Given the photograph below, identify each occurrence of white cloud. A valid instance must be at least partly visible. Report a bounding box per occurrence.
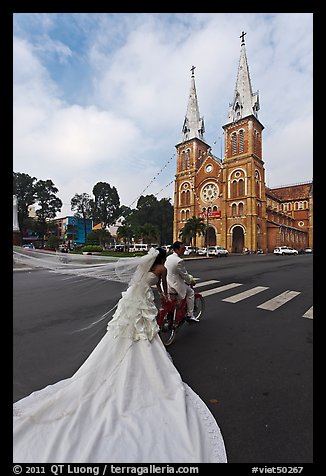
[13,13,313,218]
[264,114,313,187]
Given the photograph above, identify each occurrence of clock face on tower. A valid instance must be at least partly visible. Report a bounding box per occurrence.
[201,183,218,203]
[205,164,213,173]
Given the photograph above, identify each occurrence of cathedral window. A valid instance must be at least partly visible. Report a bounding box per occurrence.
[254,130,261,155]
[186,190,190,205]
[231,203,237,216]
[187,149,191,168]
[239,202,244,215]
[181,151,186,170]
[238,179,244,196]
[235,102,241,120]
[231,132,237,155]
[256,180,260,197]
[239,129,244,153]
[232,180,237,198]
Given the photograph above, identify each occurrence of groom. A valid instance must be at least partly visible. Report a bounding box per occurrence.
[165,241,199,322]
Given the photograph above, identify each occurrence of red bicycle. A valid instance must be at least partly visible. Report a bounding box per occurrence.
[156,288,205,346]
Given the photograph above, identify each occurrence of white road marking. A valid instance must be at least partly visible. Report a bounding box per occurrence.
[153,280,220,290]
[222,286,269,303]
[302,306,313,319]
[257,290,301,311]
[201,283,242,297]
[194,280,220,287]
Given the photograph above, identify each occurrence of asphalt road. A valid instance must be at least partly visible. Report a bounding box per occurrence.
[13,253,313,464]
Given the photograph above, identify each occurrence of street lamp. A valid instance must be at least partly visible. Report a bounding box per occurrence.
[206,201,214,257]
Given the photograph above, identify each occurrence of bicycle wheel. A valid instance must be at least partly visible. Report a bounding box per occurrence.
[159,312,177,347]
[193,294,205,321]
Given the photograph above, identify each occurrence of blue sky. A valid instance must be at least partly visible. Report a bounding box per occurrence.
[13,13,313,218]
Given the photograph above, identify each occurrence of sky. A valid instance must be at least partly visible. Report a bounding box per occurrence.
[13,12,313,218]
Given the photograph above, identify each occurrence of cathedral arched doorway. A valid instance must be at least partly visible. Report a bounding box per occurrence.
[206,226,216,247]
[231,225,245,253]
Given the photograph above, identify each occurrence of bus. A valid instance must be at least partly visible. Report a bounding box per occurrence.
[128,243,158,253]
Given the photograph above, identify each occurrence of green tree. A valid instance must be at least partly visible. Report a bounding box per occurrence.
[47,234,60,250]
[116,224,134,250]
[34,179,62,247]
[86,229,111,248]
[179,216,206,247]
[126,195,173,245]
[92,182,120,229]
[117,205,132,220]
[71,193,94,245]
[139,223,160,245]
[158,198,174,245]
[13,172,37,228]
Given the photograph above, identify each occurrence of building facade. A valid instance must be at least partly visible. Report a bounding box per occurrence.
[51,216,93,245]
[173,36,313,253]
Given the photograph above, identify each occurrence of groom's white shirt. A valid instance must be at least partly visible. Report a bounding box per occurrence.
[165,252,193,299]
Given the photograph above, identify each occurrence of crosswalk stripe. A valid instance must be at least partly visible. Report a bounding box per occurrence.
[222,286,269,303]
[201,283,242,297]
[302,306,313,319]
[195,280,220,288]
[257,290,301,311]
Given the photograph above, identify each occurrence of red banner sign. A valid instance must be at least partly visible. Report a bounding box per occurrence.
[208,211,221,218]
[199,210,221,219]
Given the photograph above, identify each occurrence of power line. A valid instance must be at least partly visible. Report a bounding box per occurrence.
[61,154,176,225]
[127,154,175,208]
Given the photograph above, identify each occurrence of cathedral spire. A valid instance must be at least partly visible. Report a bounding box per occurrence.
[181,66,205,142]
[226,32,260,123]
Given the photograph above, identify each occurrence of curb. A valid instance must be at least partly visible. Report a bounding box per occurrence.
[13,267,34,272]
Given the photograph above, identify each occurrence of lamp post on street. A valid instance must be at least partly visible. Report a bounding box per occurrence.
[206,201,214,257]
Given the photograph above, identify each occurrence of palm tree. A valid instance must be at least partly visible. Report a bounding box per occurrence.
[179,216,206,248]
[117,224,134,250]
[139,223,160,245]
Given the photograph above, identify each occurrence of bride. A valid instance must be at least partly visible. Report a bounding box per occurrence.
[13,247,227,463]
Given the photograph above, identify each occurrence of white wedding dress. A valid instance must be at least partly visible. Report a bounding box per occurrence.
[13,271,227,463]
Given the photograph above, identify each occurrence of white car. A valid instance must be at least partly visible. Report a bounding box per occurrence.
[161,245,172,253]
[197,247,207,256]
[273,246,298,256]
[22,244,35,250]
[183,246,197,256]
[207,246,229,257]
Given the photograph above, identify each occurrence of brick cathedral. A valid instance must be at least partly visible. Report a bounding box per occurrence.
[173,34,313,253]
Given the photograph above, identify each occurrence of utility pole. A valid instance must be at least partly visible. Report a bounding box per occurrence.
[206,201,213,257]
[206,210,209,257]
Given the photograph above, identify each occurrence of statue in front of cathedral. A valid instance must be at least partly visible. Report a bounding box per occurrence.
[13,195,20,231]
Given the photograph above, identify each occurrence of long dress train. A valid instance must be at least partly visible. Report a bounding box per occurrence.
[13,272,227,463]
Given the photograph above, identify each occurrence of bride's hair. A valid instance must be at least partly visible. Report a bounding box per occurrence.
[152,247,167,266]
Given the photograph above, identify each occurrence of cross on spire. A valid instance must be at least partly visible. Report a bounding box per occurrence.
[240,31,246,45]
[190,65,196,77]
